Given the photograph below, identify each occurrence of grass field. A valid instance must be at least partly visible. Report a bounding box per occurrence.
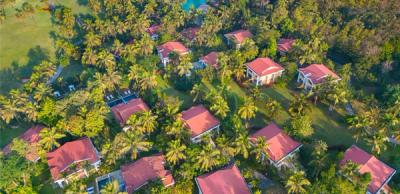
[0,0,88,94]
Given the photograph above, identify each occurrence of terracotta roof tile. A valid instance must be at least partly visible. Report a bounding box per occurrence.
[250,123,302,162]
[196,164,250,194]
[299,64,340,84]
[225,30,253,44]
[341,145,396,194]
[111,98,149,127]
[46,138,99,180]
[181,27,200,41]
[278,38,295,52]
[246,57,284,76]
[157,41,189,58]
[181,105,220,138]
[200,52,219,68]
[121,153,174,193]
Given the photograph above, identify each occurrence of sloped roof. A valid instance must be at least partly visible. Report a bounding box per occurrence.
[245,57,284,76]
[224,30,253,44]
[200,52,219,68]
[181,27,200,41]
[181,105,220,138]
[196,164,250,194]
[111,98,149,127]
[157,41,189,58]
[299,64,340,84]
[341,145,396,194]
[250,123,302,162]
[2,125,45,161]
[146,25,161,36]
[46,137,99,180]
[278,38,295,52]
[121,153,174,193]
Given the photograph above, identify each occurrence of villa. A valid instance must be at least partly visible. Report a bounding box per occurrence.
[121,153,175,193]
[146,25,161,40]
[250,123,302,168]
[157,41,190,67]
[197,51,219,69]
[277,38,295,54]
[224,29,253,49]
[46,137,101,188]
[181,27,200,42]
[297,64,341,91]
[245,57,285,86]
[181,105,220,143]
[341,145,396,194]
[195,164,251,194]
[111,98,149,131]
[2,125,44,162]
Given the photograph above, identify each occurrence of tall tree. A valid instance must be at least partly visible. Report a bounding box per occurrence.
[285,171,311,194]
[112,130,152,160]
[165,140,187,165]
[38,127,66,151]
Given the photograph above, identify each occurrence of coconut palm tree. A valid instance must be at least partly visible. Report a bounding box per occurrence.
[215,135,236,157]
[166,140,187,165]
[288,93,311,117]
[190,83,205,103]
[0,95,19,123]
[82,48,98,65]
[100,180,123,194]
[265,98,283,119]
[367,131,388,155]
[238,97,258,128]
[341,161,360,179]
[33,83,53,102]
[210,95,230,119]
[140,111,158,134]
[195,144,220,171]
[233,132,252,158]
[251,136,269,164]
[38,127,66,151]
[164,118,185,138]
[139,71,158,91]
[285,171,311,194]
[113,130,152,160]
[85,32,102,48]
[176,55,193,76]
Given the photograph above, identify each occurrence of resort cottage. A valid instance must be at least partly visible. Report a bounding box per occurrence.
[277,38,295,54]
[297,64,341,91]
[181,27,200,42]
[341,145,396,194]
[2,125,44,162]
[121,153,175,193]
[157,41,190,67]
[146,25,161,40]
[245,57,285,86]
[224,29,253,49]
[250,123,302,168]
[46,137,101,188]
[181,105,220,143]
[195,164,251,194]
[197,51,219,69]
[111,98,149,131]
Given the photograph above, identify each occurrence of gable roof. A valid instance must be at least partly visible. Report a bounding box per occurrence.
[181,105,220,138]
[146,25,161,36]
[2,125,45,161]
[196,164,250,194]
[341,145,396,194]
[245,57,284,76]
[46,137,99,180]
[181,27,200,41]
[157,41,189,58]
[278,38,295,52]
[121,153,174,193]
[111,98,149,127]
[250,123,302,163]
[299,64,340,84]
[224,30,253,44]
[200,52,219,68]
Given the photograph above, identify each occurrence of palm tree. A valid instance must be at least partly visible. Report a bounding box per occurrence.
[0,95,19,123]
[139,71,158,91]
[251,136,269,164]
[38,127,66,151]
[139,111,157,134]
[326,83,348,111]
[33,83,53,102]
[190,83,205,103]
[112,130,152,160]
[210,96,230,119]
[85,32,102,48]
[215,135,236,157]
[238,97,258,128]
[139,34,155,55]
[308,140,328,177]
[166,140,187,165]
[82,48,98,65]
[285,171,311,194]
[288,93,311,117]
[100,180,122,194]
[341,161,360,179]
[164,118,185,138]
[176,55,193,76]
[233,132,252,158]
[195,144,220,171]
[265,98,283,119]
[367,131,388,155]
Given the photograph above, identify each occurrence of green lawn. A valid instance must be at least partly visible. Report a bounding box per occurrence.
[0,0,89,94]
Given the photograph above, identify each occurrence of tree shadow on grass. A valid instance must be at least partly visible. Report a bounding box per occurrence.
[0,45,50,94]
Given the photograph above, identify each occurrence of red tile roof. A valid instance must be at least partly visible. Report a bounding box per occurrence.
[341,145,396,194]
[2,125,44,161]
[121,153,174,193]
[299,64,340,84]
[157,41,189,58]
[278,38,295,52]
[181,105,220,138]
[146,25,160,36]
[111,98,149,127]
[200,52,219,68]
[250,123,302,163]
[196,164,250,194]
[225,30,253,44]
[245,57,284,76]
[181,27,200,41]
[46,137,99,180]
